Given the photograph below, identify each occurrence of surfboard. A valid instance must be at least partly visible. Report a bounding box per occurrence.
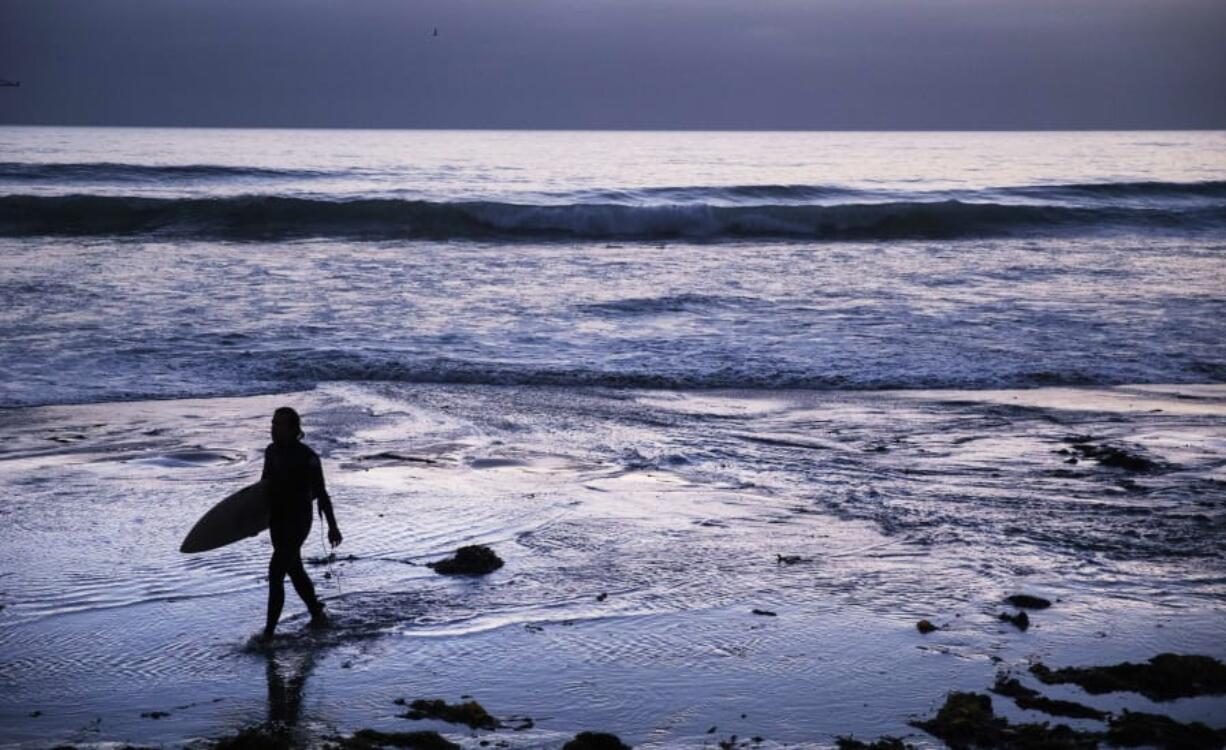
[180,482,270,553]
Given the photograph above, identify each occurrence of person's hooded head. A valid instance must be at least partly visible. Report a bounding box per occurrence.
[271,406,304,447]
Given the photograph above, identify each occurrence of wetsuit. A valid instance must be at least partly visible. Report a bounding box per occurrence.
[260,440,335,631]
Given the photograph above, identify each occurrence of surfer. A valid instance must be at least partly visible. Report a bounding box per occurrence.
[260,407,342,641]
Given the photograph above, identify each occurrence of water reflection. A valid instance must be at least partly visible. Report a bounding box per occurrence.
[264,647,317,733]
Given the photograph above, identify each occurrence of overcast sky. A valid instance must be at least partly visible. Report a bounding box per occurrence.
[1,0,1223,129]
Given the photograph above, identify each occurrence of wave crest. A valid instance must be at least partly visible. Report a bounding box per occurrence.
[2,193,1219,241]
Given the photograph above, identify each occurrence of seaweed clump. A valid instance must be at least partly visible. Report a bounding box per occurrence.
[329,728,459,750]
[1030,653,1226,701]
[1106,710,1226,750]
[213,725,295,750]
[561,731,632,750]
[1066,441,1158,472]
[991,676,1106,720]
[427,546,504,576]
[397,698,499,730]
[910,692,1096,749]
[52,746,157,750]
[835,736,914,749]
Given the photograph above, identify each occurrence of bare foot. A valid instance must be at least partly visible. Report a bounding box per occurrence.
[308,604,329,629]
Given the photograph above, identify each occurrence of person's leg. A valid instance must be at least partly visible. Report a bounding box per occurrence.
[284,545,323,618]
[265,549,290,637]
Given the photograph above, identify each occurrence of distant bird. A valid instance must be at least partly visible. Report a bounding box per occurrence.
[0,80,19,88]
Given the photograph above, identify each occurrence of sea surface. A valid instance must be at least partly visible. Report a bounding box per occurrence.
[1,128,1225,406]
[1,129,1225,748]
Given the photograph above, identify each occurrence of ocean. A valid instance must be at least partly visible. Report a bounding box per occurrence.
[1,128,1224,748]
[1,128,1224,406]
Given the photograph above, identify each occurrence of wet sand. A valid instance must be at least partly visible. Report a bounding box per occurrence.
[1,383,1224,748]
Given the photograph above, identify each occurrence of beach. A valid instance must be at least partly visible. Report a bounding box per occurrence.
[1,383,1224,747]
[1,127,1224,747]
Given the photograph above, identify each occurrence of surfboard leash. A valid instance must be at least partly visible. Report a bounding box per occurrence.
[318,520,343,596]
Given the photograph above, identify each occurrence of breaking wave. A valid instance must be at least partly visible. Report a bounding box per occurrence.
[248,350,1193,393]
[1,193,1221,241]
[1003,179,1226,199]
[568,179,1226,205]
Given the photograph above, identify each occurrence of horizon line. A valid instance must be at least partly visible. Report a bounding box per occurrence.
[1,123,1224,134]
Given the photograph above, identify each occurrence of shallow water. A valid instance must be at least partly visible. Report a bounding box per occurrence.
[3,234,1226,407]
[1,383,1223,747]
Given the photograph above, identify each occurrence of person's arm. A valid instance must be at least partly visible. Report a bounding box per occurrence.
[311,453,343,547]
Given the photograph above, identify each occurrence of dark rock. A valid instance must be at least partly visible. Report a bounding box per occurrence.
[1005,595,1052,610]
[999,611,1030,631]
[913,692,1000,748]
[53,746,158,750]
[751,609,777,617]
[911,692,1098,749]
[1095,447,1156,472]
[561,731,631,750]
[48,434,86,444]
[1030,653,1226,701]
[1068,442,1158,472]
[1106,710,1226,750]
[1063,434,1096,444]
[916,619,938,634]
[427,546,504,576]
[332,728,459,750]
[400,699,499,730]
[836,737,914,750]
[991,676,1106,720]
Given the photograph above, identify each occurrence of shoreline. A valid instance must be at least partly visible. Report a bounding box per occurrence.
[5,379,1226,414]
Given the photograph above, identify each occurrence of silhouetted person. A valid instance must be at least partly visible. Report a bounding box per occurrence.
[260,407,341,640]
